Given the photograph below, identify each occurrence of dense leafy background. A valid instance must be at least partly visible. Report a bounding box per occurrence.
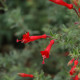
[0,0,80,80]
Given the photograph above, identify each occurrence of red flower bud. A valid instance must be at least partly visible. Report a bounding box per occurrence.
[16,32,49,43]
[74,60,78,66]
[49,0,73,9]
[40,40,54,64]
[69,66,76,75]
[68,58,75,66]
[64,52,69,56]
[74,22,79,24]
[18,73,34,78]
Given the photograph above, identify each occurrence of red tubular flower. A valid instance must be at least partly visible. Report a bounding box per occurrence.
[69,66,76,75]
[74,60,78,66]
[18,73,34,78]
[74,75,79,80]
[49,0,73,9]
[16,32,50,43]
[78,8,80,13]
[40,40,54,64]
[68,58,75,66]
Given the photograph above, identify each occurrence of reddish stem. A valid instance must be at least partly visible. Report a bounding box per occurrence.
[73,8,80,17]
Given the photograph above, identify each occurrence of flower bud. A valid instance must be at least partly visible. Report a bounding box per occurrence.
[67,58,75,66]
[18,73,34,78]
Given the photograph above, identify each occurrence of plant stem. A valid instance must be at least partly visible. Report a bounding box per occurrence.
[73,8,80,17]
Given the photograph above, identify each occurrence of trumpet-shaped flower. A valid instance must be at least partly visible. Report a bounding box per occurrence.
[40,40,54,64]
[16,32,49,43]
[49,0,73,9]
[69,66,76,75]
[74,75,79,80]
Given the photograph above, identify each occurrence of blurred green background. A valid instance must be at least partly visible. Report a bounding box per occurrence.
[0,0,80,80]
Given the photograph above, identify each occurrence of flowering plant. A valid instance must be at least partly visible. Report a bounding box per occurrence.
[0,0,80,80]
[16,0,80,80]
